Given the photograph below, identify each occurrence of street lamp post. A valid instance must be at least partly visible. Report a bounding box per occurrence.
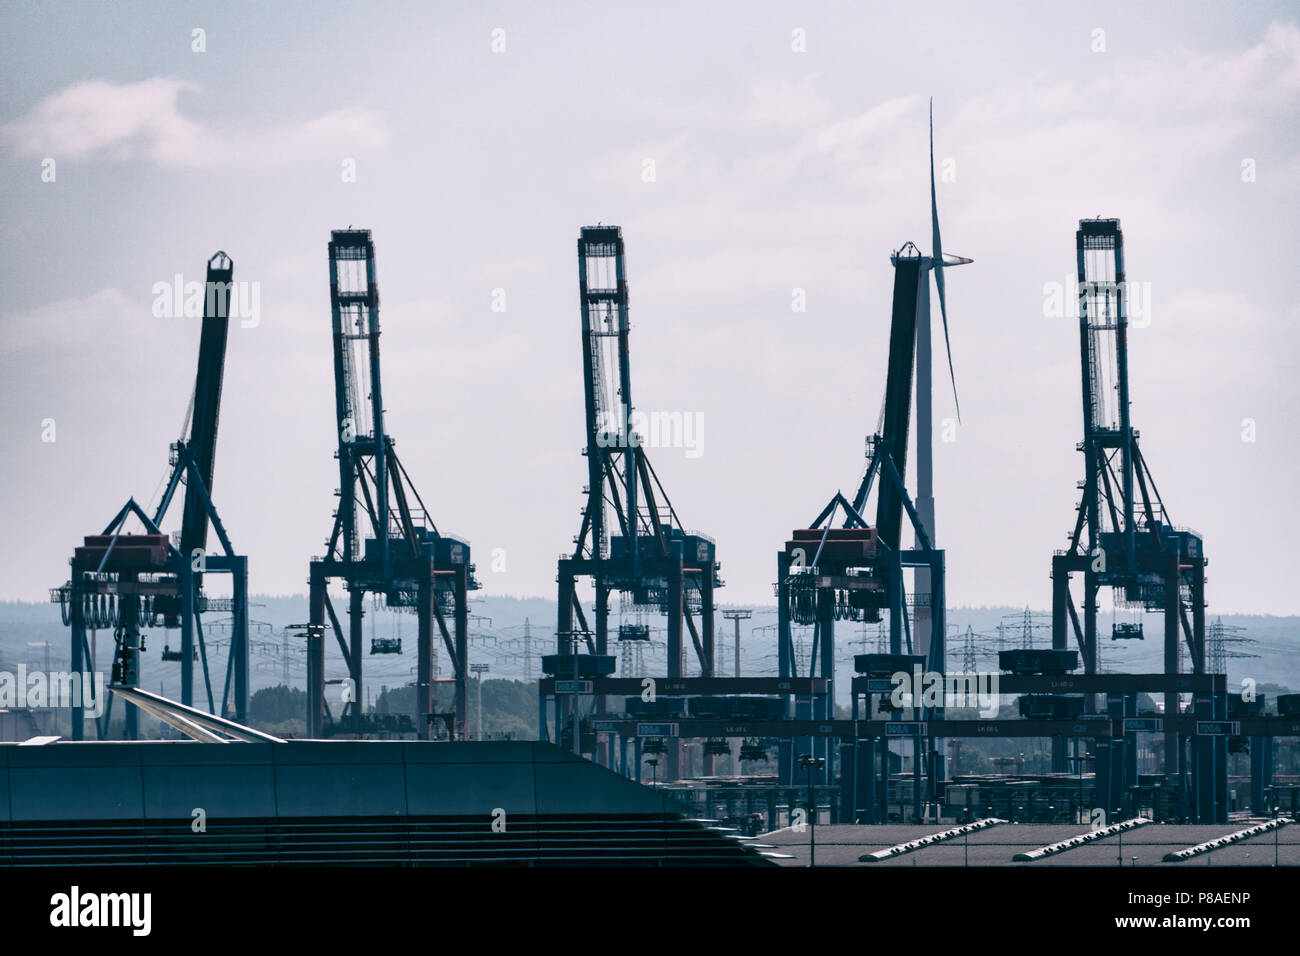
[1273,799,1281,867]
[798,753,825,867]
[555,628,591,755]
[470,662,489,740]
[1082,750,1093,825]
[721,609,752,678]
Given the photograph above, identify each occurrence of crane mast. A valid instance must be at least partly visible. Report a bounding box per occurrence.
[553,225,723,778]
[307,229,479,741]
[1051,218,1213,817]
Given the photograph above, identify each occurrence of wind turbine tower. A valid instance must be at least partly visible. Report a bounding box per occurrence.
[914,99,973,663]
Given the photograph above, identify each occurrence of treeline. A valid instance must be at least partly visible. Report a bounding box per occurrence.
[247,678,538,738]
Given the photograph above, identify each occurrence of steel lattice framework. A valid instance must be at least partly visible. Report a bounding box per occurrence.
[777,104,968,805]
[306,229,479,740]
[52,251,249,739]
[1049,218,1217,819]
[552,225,723,778]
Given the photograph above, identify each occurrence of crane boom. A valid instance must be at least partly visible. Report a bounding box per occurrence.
[179,251,234,569]
[873,247,923,552]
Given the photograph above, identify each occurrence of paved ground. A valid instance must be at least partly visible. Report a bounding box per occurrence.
[760,821,1300,866]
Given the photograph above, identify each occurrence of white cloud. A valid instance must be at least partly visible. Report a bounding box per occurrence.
[3,77,387,167]
[742,74,834,131]
[3,78,204,163]
[587,21,1300,305]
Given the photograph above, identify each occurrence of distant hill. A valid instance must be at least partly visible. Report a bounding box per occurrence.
[4,597,1296,704]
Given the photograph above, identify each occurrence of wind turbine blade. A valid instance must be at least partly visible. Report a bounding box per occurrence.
[930,98,961,422]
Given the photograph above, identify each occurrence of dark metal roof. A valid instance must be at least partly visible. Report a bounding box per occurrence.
[0,740,774,866]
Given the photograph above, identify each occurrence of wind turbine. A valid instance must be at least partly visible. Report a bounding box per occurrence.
[915,97,972,662]
[929,97,973,421]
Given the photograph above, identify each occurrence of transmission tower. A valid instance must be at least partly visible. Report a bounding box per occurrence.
[1207,617,1257,676]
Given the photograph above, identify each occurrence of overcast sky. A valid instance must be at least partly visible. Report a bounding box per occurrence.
[1,1,1297,616]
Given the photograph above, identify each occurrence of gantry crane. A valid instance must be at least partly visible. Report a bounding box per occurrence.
[1050,218,1217,819]
[780,102,969,806]
[52,251,249,739]
[551,225,723,779]
[306,229,479,740]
